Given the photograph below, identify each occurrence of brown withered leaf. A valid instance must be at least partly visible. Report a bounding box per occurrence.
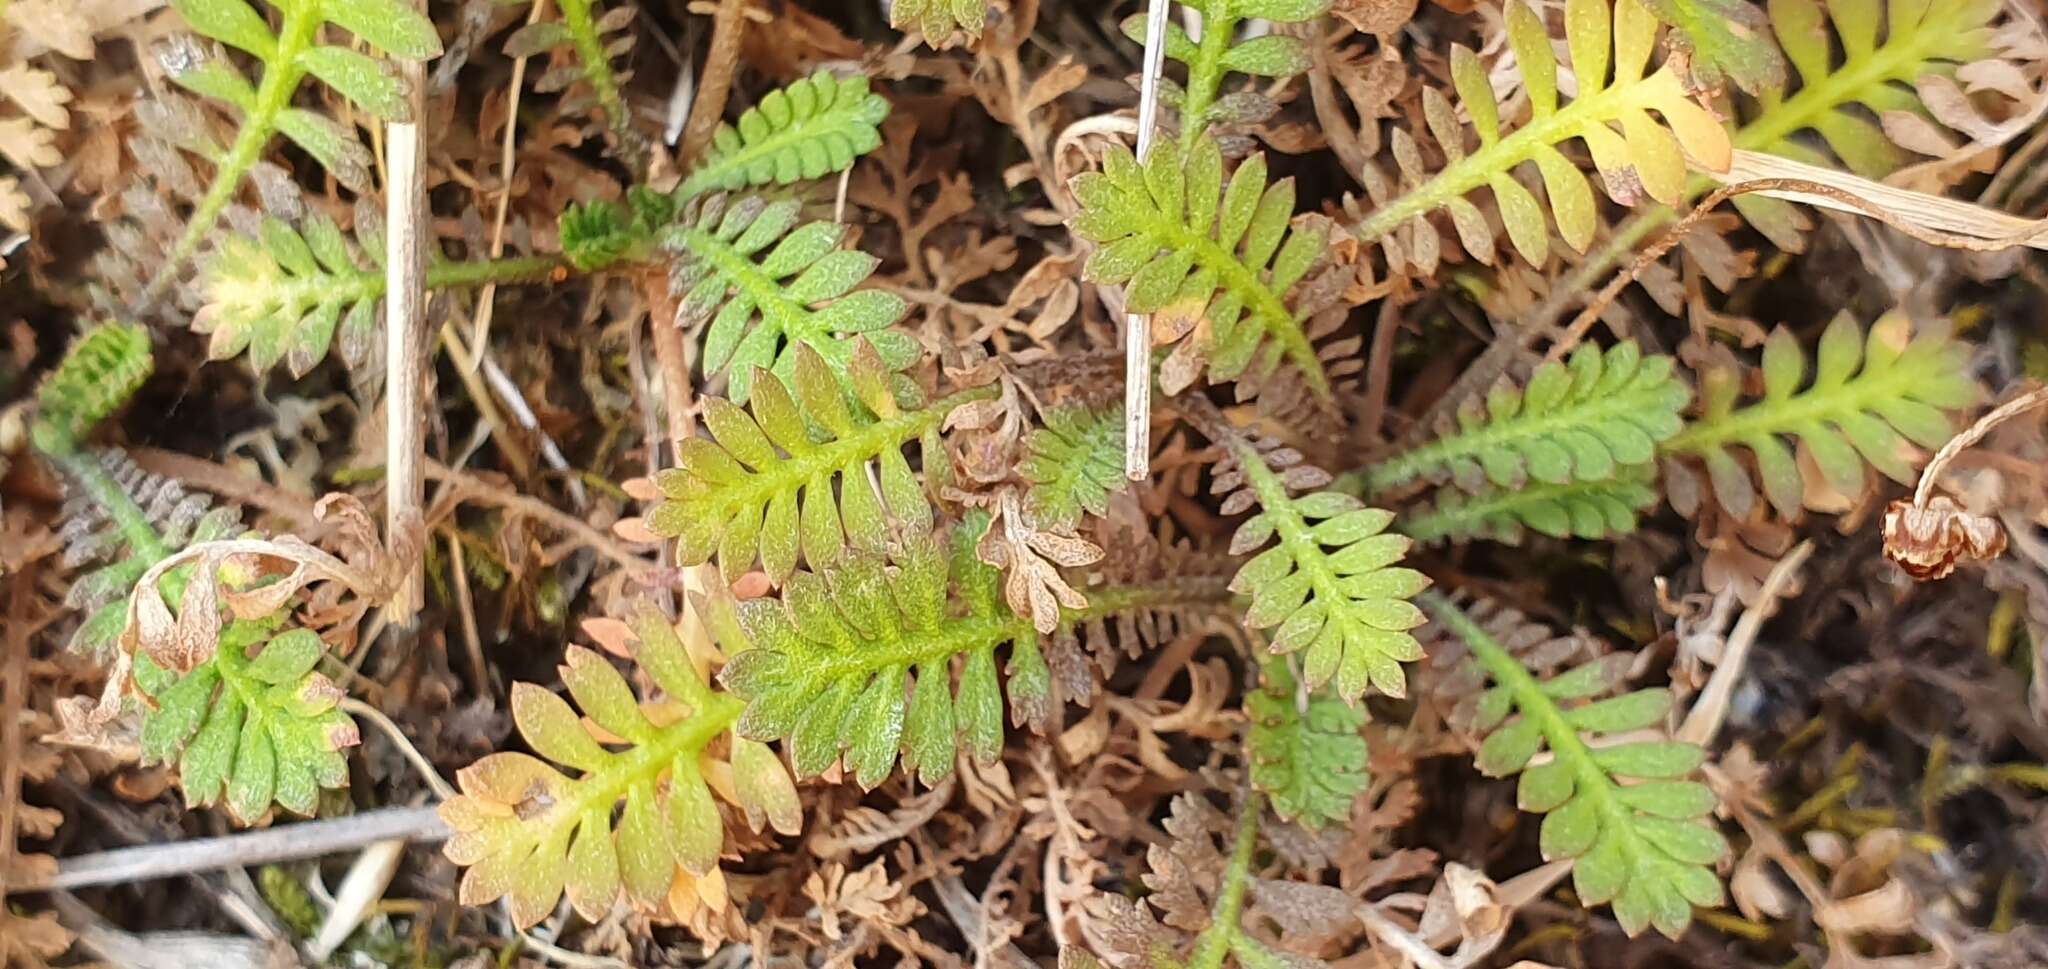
[975,489,1102,633]
[0,909,70,967]
[1331,0,1420,38]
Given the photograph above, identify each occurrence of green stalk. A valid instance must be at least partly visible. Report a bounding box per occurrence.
[1185,790,1265,969]
[793,613,1032,686]
[685,385,998,522]
[248,254,565,320]
[1234,441,1347,615]
[540,692,744,846]
[1067,573,1234,625]
[140,0,323,311]
[1659,364,1917,456]
[1358,389,1650,495]
[41,442,173,564]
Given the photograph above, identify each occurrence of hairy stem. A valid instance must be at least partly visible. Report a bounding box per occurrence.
[42,445,173,563]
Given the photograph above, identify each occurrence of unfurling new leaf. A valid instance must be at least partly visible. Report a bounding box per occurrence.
[33,323,153,452]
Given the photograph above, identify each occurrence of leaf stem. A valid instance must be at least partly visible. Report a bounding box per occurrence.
[557,0,641,170]
[38,442,173,564]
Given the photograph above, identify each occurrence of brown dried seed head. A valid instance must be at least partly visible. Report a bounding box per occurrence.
[1882,496,2006,581]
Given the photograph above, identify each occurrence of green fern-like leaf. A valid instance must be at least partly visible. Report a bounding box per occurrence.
[440,602,799,928]
[1070,134,1336,399]
[664,194,916,405]
[1756,0,1997,179]
[717,522,1049,789]
[643,345,995,586]
[676,72,890,201]
[1400,465,1660,546]
[499,0,644,165]
[1020,403,1129,531]
[1353,0,1732,268]
[1220,440,1430,702]
[1421,593,1727,939]
[1365,342,1689,496]
[33,323,153,452]
[141,0,442,305]
[1551,0,2002,312]
[1118,0,1330,150]
[135,620,359,823]
[1718,0,2001,247]
[1245,658,1368,830]
[198,212,563,374]
[889,0,987,47]
[1661,312,1980,519]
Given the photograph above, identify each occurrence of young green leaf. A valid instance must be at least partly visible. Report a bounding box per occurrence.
[1019,403,1129,531]
[1398,464,1660,546]
[1246,658,1369,829]
[1070,134,1338,400]
[716,526,1047,789]
[1115,0,1329,147]
[677,72,890,201]
[1219,439,1430,702]
[33,323,154,452]
[663,194,916,405]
